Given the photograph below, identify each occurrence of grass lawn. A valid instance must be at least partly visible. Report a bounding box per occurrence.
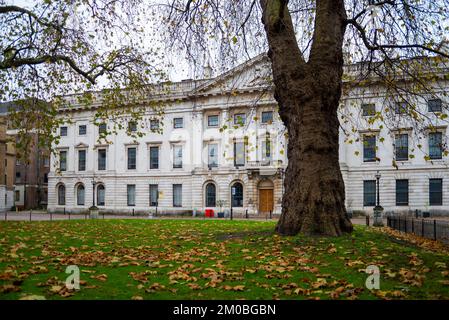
[1,219,449,300]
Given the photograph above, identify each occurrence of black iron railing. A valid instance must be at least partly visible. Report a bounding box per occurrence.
[387,216,449,244]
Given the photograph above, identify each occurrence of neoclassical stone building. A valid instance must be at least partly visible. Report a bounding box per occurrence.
[47,54,449,216]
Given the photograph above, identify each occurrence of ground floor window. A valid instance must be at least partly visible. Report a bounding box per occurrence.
[396,179,409,206]
[58,184,66,205]
[127,184,136,206]
[150,184,158,206]
[77,184,85,206]
[205,183,216,207]
[363,180,376,206]
[429,178,443,206]
[231,182,243,207]
[173,184,182,207]
[97,184,105,206]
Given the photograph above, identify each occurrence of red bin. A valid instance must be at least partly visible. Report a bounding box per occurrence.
[205,209,214,217]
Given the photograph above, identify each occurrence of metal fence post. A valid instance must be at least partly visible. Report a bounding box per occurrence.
[245,209,248,219]
[412,218,414,234]
[4,210,7,221]
[29,210,32,221]
[69,210,71,220]
[132,208,135,216]
[50,211,52,221]
[434,219,437,241]
[230,207,233,221]
[270,210,272,220]
[422,219,424,237]
[366,215,369,226]
[64,207,66,215]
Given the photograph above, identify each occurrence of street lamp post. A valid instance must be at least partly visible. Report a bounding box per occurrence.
[373,170,384,226]
[89,178,99,219]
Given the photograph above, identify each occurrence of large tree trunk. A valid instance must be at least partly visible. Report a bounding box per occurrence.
[261,0,353,236]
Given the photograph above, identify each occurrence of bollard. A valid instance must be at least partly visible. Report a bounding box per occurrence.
[68,210,71,220]
[50,211,52,221]
[64,207,66,215]
[245,209,248,219]
[30,209,32,221]
[5,210,7,221]
[412,219,414,234]
[132,208,135,216]
[366,215,369,226]
[230,208,233,221]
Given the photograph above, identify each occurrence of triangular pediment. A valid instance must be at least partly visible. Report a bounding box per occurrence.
[193,53,272,96]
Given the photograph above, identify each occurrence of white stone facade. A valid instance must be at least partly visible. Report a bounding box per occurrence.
[47,55,449,216]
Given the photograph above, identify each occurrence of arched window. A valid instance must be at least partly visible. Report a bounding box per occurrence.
[77,184,85,206]
[97,184,105,206]
[231,182,243,207]
[205,183,216,207]
[58,184,65,205]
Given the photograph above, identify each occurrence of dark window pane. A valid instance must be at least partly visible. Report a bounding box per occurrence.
[429,132,443,159]
[99,123,107,134]
[428,99,442,112]
[261,111,273,123]
[208,115,219,127]
[78,150,86,171]
[234,142,245,166]
[429,179,443,206]
[79,125,87,135]
[128,121,137,132]
[150,120,159,130]
[97,185,105,206]
[174,118,183,129]
[60,151,67,171]
[363,136,376,162]
[128,148,136,169]
[98,149,106,170]
[363,180,376,206]
[205,183,216,207]
[231,183,243,207]
[127,184,136,206]
[60,126,68,136]
[362,104,376,116]
[173,184,182,207]
[396,179,409,206]
[58,185,66,205]
[150,147,159,169]
[395,134,408,161]
[150,184,158,206]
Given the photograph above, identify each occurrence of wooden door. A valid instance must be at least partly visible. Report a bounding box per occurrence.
[259,189,274,213]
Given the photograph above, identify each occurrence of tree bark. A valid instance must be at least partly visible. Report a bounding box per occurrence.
[260,0,353,236]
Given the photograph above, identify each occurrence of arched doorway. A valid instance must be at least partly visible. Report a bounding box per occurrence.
[258,179,274,213]
[231,182,243,207]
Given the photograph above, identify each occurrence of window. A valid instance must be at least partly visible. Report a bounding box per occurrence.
[173,145,182,168]
[59,150,67,171]
[150,120,159,131]
[205,183,216,207]
[77,184,85,206]
[362,104,376,116]
[14,190,20,202]
[150,184,158,206]
[208,115,219,127]
[174,118,183,129]
[58,184,66,205]
[395,134,408,161]
[234,113,246,125]
[363,180,376,207]
[363,136,376,162]
[79,125,87,135]
[429,132,443,159]
[97,184,105,206]
[150,146,159,169]
[429,179,443,206]
[261,135,271,162]
[127,184,136,206]
[127,147,137,169]
[173,184,182,207]
[208,144,218,167]
[396,180,409,206]
[15,171,21,182]
[261,111,273,124]
[43,157,50,167]
[78,150,86,171]
[428,99,442,112]
[98,149,106,170]
[60,126,68,136]
[99,123,107,134]
[231,182,243,207]
[234,141,245,166]
[128,121,137,132]
[395,102,407,114]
